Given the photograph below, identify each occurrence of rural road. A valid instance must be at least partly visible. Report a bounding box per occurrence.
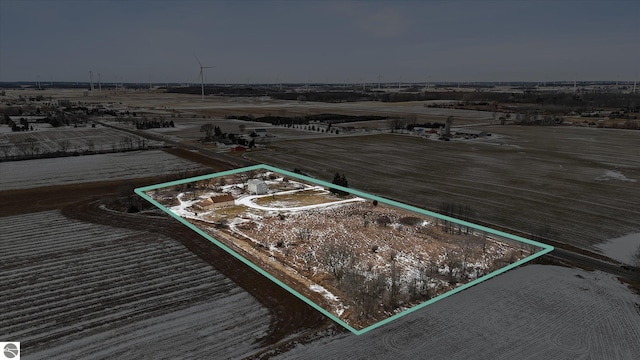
[549,247,637,279]
[95,119,257,168]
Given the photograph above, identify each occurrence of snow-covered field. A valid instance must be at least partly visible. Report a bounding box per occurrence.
[0,150,203,190]
[276,265,640,359]
[3,210,637,358]
[0,210,271,359]
[595,170,637,182]
[246,127,640,251]
[596,233,640,265]
[3,90,639,358]
[0,125,163,157]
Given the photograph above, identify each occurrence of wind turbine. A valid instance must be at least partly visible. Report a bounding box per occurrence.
[195,56,214,100]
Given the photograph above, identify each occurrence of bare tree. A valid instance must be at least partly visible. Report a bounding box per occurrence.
[200,123,214,142]
[443,251,463,284]
[135,136,147,149]
[296,228,312,242]
[58,140,71,154]
[0,145,11,159]
[458,237,476,273]
[319,241,356,281]
[300,250,316,273]
[405,114,417,130]
[389,118,405,131]
[120,136,134,150]
[387,260,402,309]
[24,137,40,156]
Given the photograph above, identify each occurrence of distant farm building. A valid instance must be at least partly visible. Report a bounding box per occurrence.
[412,127,439,135]
[194,193,235,211]
[253,128,267,136]
[451,128,490,137]
[247,179,268,195]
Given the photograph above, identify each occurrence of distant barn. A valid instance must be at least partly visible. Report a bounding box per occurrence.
[247,179,268,195]
[451,128,490,137]
[253,128,267,136]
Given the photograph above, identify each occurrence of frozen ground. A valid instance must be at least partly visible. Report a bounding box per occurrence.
[155,173,541,330]
[0,150,203,190]
[0,125,163,157]
[596,233,640,264]
[246,127,640,250]
[0,210,271,359]
[275,265,640,360]
[595,170,637,182]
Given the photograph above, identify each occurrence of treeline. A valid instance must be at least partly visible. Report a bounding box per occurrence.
[135,119,175,129]
[3,112,88,131]
[406,122,445,130]
[0,135,156,162]
[167,86,269,97]
[165,84,640,109]
[199,123,256,147]
[225,113,387,125]
[421,91,640,110]
[270,91,373,102]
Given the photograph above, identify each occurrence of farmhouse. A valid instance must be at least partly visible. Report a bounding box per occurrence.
[194,193,235,210]
[247,179,268,195]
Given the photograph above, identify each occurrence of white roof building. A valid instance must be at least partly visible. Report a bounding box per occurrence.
[247,179,268,195]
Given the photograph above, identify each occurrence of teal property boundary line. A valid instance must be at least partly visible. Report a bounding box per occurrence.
[135,164,554,335]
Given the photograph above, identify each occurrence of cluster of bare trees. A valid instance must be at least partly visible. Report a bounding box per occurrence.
[0,132,152,161]
[111,136,147,152]
[316,239,443,323]
[314,228,532,325]
[437,202,475,235]
[15,137,41,156]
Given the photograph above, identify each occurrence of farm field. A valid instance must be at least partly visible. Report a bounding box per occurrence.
[0,149,204,190]
[276,265,640,359]
[245,126,640,253]
[137,117,340,144]
[0,210,272,359]
[4,89,496,127]
[1,89,639,358]
[0,125,163,158]
[144,168,546,331]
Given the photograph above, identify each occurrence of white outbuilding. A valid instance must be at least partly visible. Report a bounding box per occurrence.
[247,179,268,195]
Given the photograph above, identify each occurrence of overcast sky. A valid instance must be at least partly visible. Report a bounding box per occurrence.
[1,0,639,84]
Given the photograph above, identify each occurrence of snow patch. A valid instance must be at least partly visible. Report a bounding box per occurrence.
[310,284,346,316]
[595,170,637,182]
[595,233,640,264]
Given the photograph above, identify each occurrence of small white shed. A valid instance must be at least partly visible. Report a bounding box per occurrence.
[247,179,268,195]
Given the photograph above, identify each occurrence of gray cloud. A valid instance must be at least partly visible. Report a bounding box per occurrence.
[1,0,638,83]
